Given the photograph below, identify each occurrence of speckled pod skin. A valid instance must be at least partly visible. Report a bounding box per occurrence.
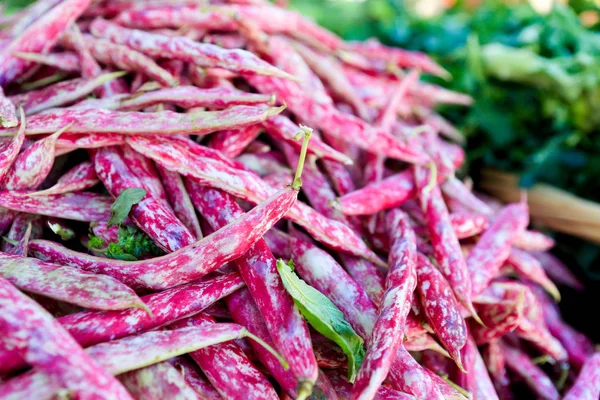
[119,361,200,400]
[0,104,284,136]
[208,125,263,158]
[471,283,525,344]
[506,249,559,300]
[467,202,529,297]
[127,134,383,265]
[187,182,318,388]
[168,357,223,400]
[351,210,417,400]
[0,276,132,400]
[0,272,243,375]
[532,251,584,290]
[0,0,91,85]
[10,51,81,73]
[483,340,513,400]
[0,113,25,181]
[501,342,560,400]
[0,88,17,128]
[563,352,600,400]
[30,161,99,196]
[512,230,555,252]
[170,314,279,400]
[89,18,296,80]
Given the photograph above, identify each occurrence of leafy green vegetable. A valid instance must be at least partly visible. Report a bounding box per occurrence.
[276,259,365,382]
[88,225,164,261]
[108,188,146,226]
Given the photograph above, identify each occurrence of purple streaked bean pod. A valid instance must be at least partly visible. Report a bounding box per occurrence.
[263,115,352,165]
[208,125,263,158]
[0,271,244,376]
[9,72,125,115]
[236,152,291,177]
[2,125,67,190]
[0,104,285,136]
[340,254,385,306]
[120,144,169,204]
[126,134,384,265]
[0,109,25,182]
[156,164,202,239]
[483,340,512,400]
[119,361,201,400]
[11,51,81,73]
[95,146,193,252]
[0,191,113,222]
[442,175,494,215]
[56,132,126,154]
[168,357,223,400]
[186,182,319,390]
[0,0,92,86]
[29,161,99,196]
[4,0,63,37]
[563,352,600,400]
[89,18,297,80]
[351,210,417,400]
[415,252,468,369]
[0,276,132,400]
[532,251,584,290]
[0,87,18,128]
[118,86,274,111]
[25,176,299,289]
[471,283,525,344]
[467,202,529,297]
[0,252,146,311]
[513,230,555,252]
[414,165,478,320]
[501,342,560,400]
[506,248,560,301]
[170,314,279,400]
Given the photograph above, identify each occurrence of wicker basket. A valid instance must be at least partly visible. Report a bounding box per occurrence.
[480,169,600,244]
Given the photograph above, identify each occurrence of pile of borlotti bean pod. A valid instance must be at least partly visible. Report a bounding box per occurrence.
[0,0,598,399]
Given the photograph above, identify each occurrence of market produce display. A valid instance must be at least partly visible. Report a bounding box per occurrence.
[0,0,598,399]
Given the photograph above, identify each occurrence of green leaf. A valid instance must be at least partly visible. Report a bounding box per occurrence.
[48,222,75,241]
[108,188,146,227]
[276,259,365,382]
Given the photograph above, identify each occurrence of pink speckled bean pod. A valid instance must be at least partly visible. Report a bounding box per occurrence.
[0,0,91,86]
[235,152,291,177]
[26,174,299,289]
[415,252,468,369]
[506,249,560,301]
[120,144,169,204]
[344,40,448,78]
[340,254,385,306]
[537,289,594,369]
[0,253,145,311]
[4,0,63,37]
[501,342,560,400]
[3,324,283,400]
[351,210,417,400]
[2,214,40,256]
[29,161,99,196]
[275,229,446,398]
[225,288,302,397]
[119,361,201,400]
[95,146,193,252]
[155,164,202,239]
[414,165,477,320]
[126,135,384,265]
[325,368,416,400]
[467,202,529,297]
[118,86,274,111]
[263,115,352,165]
[0,88,17,128]
[9,72,125,115]
[170,314,279,400]
[203,33,248,49]
[2,125,65,190]
[0,191,113,221]
[208,125,263,158]
[471,283,525,344]
[442,175,493,215]
[62,25,109,93]
[168,357,223,400]
[334,144,464,216]
[462,337,500,400]
[515,288,568,362]
[63,32,179,87]
[449,212,489,239]
[248,73,429,164]
[513,230,555,252]
[483,340,512,400]
[0,277,132,400]
[89,18,296,80]
[0,272,242,376]
[186,182,318,391]
[56,132,126,154]
[0,109,25,181]
[564,352,600,400]
[0,104,285,136]
[11,51,81,73]
[532,251,584,290]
